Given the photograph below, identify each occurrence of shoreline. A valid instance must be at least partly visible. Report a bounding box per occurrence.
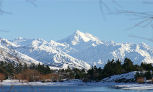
[0,79,153,90]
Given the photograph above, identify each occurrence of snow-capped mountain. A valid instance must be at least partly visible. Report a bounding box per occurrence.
[12,37,90,70]
[0,30,153,69]
[59,30,102,46]
[58,30,153,67]
[0,38,41,65]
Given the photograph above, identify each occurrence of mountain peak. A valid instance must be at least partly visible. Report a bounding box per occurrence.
[75,30,82,34]
[59,30,102,45]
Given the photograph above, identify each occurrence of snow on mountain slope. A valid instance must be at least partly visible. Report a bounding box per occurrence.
[0,30,153,69]
[13,38,90,70]
[58,30,103,51]
[0,38,40,64]
[102,71,136,82]
[67,42,153,67]
[59,31,153,67]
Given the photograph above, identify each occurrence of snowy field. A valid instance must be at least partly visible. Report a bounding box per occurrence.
[0,79,153,90]
[0,79,84,86]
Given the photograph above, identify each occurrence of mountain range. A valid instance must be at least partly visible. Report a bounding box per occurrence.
[0,30,153,70]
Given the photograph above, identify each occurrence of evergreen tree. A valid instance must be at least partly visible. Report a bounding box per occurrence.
[123,58,134,73]
[145,71,152,80]
[141,63,153,71]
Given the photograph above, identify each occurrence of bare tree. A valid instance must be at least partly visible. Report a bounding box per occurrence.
[26,0,37,7]
[0,0,36,15]
[99,0,153,43]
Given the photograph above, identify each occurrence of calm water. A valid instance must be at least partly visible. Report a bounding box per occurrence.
[0,85,152,92]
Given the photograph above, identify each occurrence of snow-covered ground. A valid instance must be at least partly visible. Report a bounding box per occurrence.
[0,79,153,90]
[103,71,136,82]
[114,84,153,90]
[0,79,85,86]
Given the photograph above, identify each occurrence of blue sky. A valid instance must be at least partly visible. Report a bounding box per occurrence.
[0,0,153,45]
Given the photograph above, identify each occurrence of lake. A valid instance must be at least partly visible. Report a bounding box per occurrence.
[0,85,152,92]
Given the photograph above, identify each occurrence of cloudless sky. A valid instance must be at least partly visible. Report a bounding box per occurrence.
[0,0,153,45]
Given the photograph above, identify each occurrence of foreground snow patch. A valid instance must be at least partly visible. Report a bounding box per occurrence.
[1,79,153,90]
[115,84,153,90]
[0,79,84,86]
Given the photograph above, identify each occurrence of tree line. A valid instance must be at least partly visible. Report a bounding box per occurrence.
[85,58,153,82]
[0,61,86,82]
[0,58,153,82]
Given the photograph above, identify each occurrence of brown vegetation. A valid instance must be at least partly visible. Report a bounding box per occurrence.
[136,77,145,83]
[15,69,41,82]
[0,73,5,82]
[41,74,59,82]
[15,69,60,82]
